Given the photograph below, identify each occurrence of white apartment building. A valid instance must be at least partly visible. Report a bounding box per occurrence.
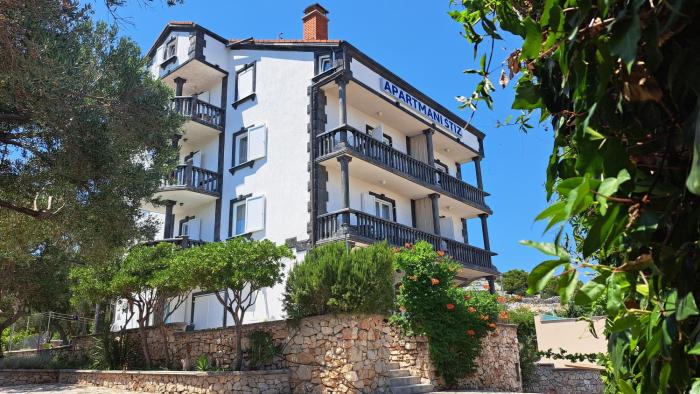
[114,4,498,331]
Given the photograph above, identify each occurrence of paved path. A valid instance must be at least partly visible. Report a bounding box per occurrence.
[0,384,133,393]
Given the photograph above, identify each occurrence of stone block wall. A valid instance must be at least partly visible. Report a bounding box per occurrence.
[0,369,60,386]
[59,369,291,394]
[525,363,604,394]
[71,314,521,393]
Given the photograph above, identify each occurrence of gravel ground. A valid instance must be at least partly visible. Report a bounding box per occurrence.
[0,384,134,393]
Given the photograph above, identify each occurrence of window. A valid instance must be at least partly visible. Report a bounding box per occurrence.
[234,62,256,107]
[163,37,177,60]
[362,192,396,222]
[231,124,266,172]
[318,55,332,73]
[435,160,449,173]
[228,195,266,237]
[375,199,393,221]
[366,125,392,146]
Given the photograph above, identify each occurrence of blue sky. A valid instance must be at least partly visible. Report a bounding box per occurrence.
[92,0,554,274]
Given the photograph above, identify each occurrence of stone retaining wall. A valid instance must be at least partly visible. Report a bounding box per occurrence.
[525,363,604,394]
[59,369,290,394]
[0,369,290,393]
[0,369,59,386]
[69,314,522,393]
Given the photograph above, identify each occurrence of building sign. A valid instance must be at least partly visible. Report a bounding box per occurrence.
[380,78,464,138]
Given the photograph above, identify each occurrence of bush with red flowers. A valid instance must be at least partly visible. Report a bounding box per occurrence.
[391,241,502,386]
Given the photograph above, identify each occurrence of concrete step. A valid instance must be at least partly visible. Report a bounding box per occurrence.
[390,375,422,387]
[388,369,411,378]
[391,383,435,394]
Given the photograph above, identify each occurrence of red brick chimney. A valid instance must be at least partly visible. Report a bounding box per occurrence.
[303,3,329,40]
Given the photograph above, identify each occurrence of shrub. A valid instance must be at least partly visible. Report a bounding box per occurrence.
[194,354,211,371]
[248,331,278,370]
[501,269,529,295]
[391,241,503,387]
[284,242,395,320]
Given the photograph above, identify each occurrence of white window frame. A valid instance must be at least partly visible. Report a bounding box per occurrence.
[318,55,332,73]
[233,62,256,107]
[228,195,266,237]
[375,198,394,221]
[231,124,266,171]
[163,37,177,61]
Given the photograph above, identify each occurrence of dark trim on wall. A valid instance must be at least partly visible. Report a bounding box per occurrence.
[189,290,227,328]
[410,199,417,228]
[455,162,462,180]
[461,218,469,244]
[434,159,449,174]
[213,75,228,242]
[232,61,257,109]
[178,215,195,236]
[194,29,206,61]
[228,194,252,238]
[405,136,412,156]
[147,23,229,60]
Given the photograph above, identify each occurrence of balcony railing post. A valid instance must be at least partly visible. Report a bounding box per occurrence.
[184,161,193,188]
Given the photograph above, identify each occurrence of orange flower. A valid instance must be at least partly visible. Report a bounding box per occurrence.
[497,296,506,304]
[437,250,445,257]
[446,303,455,310]
[408,275,417,281]
[431,278,440,286]
[466,329,476,336]
[468,307,477,313]
[499,311,509,320]
[463,294,471,301]
[404,243,413,249]
[488,322,497,330]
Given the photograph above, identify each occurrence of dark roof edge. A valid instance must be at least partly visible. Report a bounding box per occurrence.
[341,42,486,140]
[145,23,229,59]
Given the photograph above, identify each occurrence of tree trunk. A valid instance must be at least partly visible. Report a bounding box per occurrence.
[158,324,172,368]
[51,320,69,345]
[138,321,152,369]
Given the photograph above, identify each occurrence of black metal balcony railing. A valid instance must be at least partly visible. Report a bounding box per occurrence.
[316,209,494,271]
[162,164,220,195]
[316,125,487,208]
[171,96,224,130]
[142,236,206,249]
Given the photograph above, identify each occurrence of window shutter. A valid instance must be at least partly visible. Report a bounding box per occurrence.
[439,217,455,240]
[187,218,201,240]
[245,195,265,233]
[371,125,384,142]
[237,66,254,98]
[361,193,375,215]
[247,124,267,161]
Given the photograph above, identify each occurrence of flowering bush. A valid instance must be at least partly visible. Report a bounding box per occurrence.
[390,241,502,386]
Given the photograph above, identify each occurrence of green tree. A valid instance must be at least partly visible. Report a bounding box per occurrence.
[501,269,529,295]
[451,0,700,391]
[0,0,180,253]
[283,241,395,320]
[179,238,292,371]
[71,243,186,369]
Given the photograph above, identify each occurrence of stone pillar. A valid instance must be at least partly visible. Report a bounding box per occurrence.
[164,200,176,238]
[338,156,352,225]
[174,77,186,96]
[474,157,484,190]
[479,213,490,251]
[423,129,435,166]
[337,75,349,144]
[461,218,469,244]
[429,193,441,235]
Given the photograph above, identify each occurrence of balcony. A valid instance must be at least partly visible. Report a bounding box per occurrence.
[316,125,489,212]
[142,236,206,249]
[161,164,220,195]
[171,96,224,146]
[316,209,496,276]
